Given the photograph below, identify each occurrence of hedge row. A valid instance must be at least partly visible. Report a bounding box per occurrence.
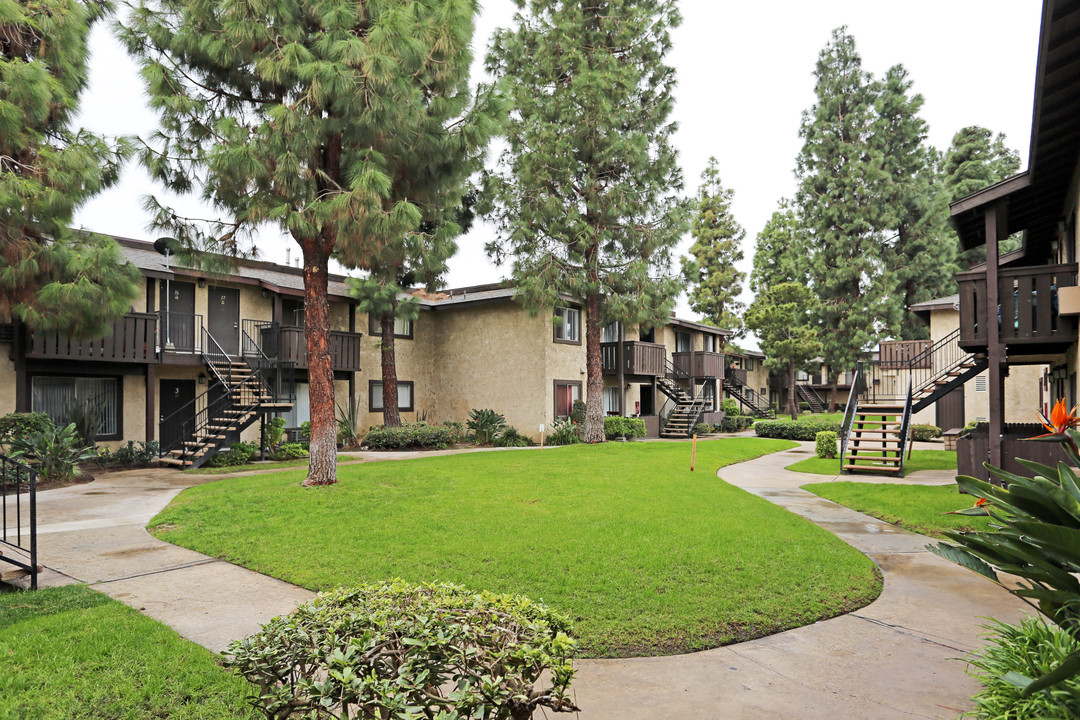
[754,418,842,441]
[364,423,461,450]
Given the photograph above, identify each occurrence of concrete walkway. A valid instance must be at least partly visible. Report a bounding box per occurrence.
[14,444,1031,718]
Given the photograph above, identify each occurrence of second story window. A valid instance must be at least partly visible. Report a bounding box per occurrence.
[703,334,717,352]
[368,315,414,339]
[676,331,692,353]
[745,357,754,370]
[602,322,620,343]
[554,307,581,344]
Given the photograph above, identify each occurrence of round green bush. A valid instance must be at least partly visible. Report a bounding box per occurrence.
[911,424,943,442]
[815,431,838,459]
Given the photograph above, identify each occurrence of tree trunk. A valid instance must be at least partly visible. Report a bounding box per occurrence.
[787,363,798,420]
[300,239,337,486]
[583,291,605,443]
[380,315,400,428]
[828,378,838,413]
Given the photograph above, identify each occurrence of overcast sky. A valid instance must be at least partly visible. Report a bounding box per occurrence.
[73,0,1043,337]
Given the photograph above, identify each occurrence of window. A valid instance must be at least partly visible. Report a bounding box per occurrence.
[603,386,620,414]
[796,370,810,382]
[32,376,119,438]
[703,382,716,411]
[676,331,692,353]
[639,327,655,343]
[369,380,414,412]
[602,322,620,343]
[554,381,582,418]
[282,298,305,327]
[975,375,988,393]
[760,387,767,397]
[703,334,718,353]
[553,307,581,344]
[745,357,755,370]
[368,315,414,338]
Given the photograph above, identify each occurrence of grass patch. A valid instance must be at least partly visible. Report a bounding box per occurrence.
[183,454,358,475]
[801,481,991,538]
[0,585,254,719]
[150,438,882,658]
[786,449,957,477]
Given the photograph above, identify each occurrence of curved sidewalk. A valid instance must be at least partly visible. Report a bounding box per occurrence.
[19,444,1030,719]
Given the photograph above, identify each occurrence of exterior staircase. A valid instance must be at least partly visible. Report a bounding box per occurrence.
[910,354,987,413]
[657,366,708,439]
[723,369,775,418]
[159,330,294,469]
[842,404,908,475]
[795,384,826,413]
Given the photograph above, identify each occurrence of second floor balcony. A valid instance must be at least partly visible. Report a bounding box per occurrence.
[27,313,158,364]
[673,350,724,378]
[247,321,363,372]
[601,341,666,376]
[957,263,1079,354]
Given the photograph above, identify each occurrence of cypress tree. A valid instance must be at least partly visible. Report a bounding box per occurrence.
[0,0,140,336]
[484,0,687,444]
[796,27,888,409]
[122,0,496,485]
[682,158,746,336]
[749,199,812,296]
[744,283,821,420]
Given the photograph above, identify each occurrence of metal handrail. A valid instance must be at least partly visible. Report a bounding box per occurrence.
[839,367,861,468]
[202,328,233,390]
[1,454,38,590]
[897,378,914,475]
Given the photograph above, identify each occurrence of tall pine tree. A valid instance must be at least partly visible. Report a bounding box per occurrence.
[0,0,140,336]
[123,0,496,484]
[874,65,956,340]
[682,158,746,336]
[745,283,821,420]
[749,199,811,295]
[943,126,1022,268]
[484,0,686,444]
[796,27,889,409]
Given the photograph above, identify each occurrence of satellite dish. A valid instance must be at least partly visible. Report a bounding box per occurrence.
[153,237,178,255]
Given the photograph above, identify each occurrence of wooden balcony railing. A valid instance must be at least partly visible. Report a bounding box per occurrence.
[27,313,158,364]
[957,263,1079,350]
[673,350,724,378]
[726,367,748,385]
[600,341,666,376]
[278,326,364,371]
[879,339,932,368]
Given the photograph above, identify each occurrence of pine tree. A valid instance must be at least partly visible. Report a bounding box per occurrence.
[682,158,746,336]
[122,0,496,484]
[484,0,687,444]
[745,283,821,420]
[874,65,956,340]
[796,27,889,409]
[749,199,811,295]
[943,126,1022,268]
[0,0,140,336]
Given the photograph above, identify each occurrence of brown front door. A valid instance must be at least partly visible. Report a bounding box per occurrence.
[160,379,196,451]
[207,286,240,355]
[936,386,965,432]
[160,281,196,352]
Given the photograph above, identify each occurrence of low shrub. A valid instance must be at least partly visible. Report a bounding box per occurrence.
[266,416,287,450]
[271,442,308,460]
[225,580,578,720]
[799,401,810,412]
[910,424,943,442]
[8,423,94,482]
[494,427,535,448]
[755,418,842,441]
[604,416,646,440]
[815,431,838,459]
[721,398,741,417]
[365,422,459,450]
[547,418,582,446]
[0,412,55,450]
[467,408,508,445]
[570,400,587,424]
[206,441,258,468]
[694,423,712,436]
[967,618,1080,720]
[715,416,753,433]
[99,440,160,467]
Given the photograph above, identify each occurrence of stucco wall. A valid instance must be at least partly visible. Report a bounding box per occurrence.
[0,352,15,417]
[355,309,436,429]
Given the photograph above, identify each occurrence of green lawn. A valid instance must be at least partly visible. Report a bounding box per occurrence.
[0,585,255,719]
[786,449,957,477]
[150,438,882,658]
[801,481,991,538]
[183,454,358,475]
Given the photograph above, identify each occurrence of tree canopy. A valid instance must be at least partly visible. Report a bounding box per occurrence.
[745,283,821,420]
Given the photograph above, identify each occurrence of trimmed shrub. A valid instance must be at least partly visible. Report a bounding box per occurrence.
[206,441,257,467]
[721,398,740,417]
[815,431,838,459]
[755,418,842,441]
[716,416,753,433]
[99,440,160,467]
[271,442,308,460]
[694,423,712,436]
[967,618,1080,720]
[494,427,535,448]
[365,422,458,450]
[570,399,587,424]
[604,416,646,440]
[467,408,508,445]
[225,580,578,720]
[911,424,943,442]
[0,412,55,450]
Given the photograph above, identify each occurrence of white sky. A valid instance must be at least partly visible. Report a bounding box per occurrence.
[73,1,1043,341]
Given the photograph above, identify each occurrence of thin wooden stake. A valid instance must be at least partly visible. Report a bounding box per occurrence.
[691,434,697,471]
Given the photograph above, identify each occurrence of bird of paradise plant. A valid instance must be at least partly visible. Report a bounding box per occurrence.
[1030,398,1080,444]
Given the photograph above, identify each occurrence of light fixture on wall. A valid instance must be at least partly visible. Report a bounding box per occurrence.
[262,289,269,298]
[198,373,207,385]
[198,279,206,288]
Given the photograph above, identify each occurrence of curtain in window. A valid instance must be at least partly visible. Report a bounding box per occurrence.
[31,377,118,435]
[603,386,619,414]
[555,383,580,417]
[555,308,580,342]
[601,322,620,343]
[394,317,412,335]
[676,332,691,353]
[372,382,411,410]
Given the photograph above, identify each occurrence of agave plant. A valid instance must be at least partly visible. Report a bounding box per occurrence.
[930,411,1080,697]
[466,409,507,445]
[8,423,95,483]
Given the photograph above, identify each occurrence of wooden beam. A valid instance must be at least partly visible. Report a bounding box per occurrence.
[617,323,626,417]
[949,172,1031,217]
[146,364,156,442]
[986,202,1005,474]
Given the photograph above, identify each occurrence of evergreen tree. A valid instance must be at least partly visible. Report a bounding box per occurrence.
[681,158,746,336]
[123,0,496,485]
[745,283,821,420]
[749,199,811,295]
[943,126,1022,268]
[0,0,140,336]
[874,65,956,340]
[484,0,686,444]
[796,27,888,409]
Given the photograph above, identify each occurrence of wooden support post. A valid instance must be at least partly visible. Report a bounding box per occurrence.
[145,364,156,442]
[616,323,626,417]
[986,201,1005,473]
[690,434,697,471]
[13,322,28,413]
